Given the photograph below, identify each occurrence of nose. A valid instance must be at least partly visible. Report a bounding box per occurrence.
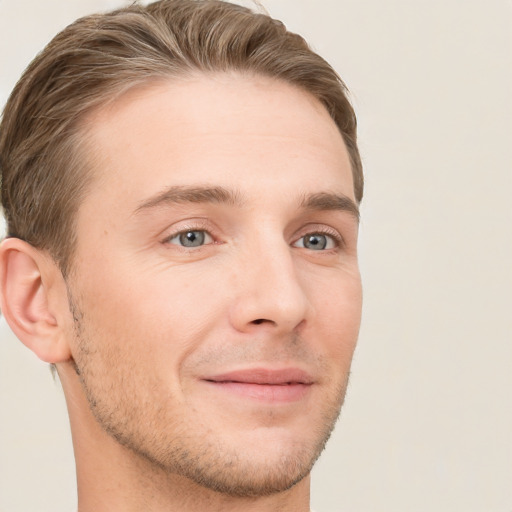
[228,239,309,334]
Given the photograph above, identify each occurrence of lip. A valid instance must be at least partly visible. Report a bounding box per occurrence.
[205,368,314,385]
[201,368,314,403]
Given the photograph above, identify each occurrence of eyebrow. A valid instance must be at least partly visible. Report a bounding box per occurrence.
[134,185,242,213]
[300,192,360,221]
[134,185,359,221]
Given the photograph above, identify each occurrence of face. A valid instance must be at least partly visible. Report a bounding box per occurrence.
[65,74,362,496]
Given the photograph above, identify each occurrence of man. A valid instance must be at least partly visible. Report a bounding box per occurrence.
[0,1,363,510]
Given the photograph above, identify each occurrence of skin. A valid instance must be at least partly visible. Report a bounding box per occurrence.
[0,73,362,512]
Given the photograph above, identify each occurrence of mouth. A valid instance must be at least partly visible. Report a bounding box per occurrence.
[201,368,314,403]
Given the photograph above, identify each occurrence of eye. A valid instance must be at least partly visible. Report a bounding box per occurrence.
[293,233,337,251]
[166,230,213,248]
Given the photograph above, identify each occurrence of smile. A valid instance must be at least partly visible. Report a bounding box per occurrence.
[202,368,314,403]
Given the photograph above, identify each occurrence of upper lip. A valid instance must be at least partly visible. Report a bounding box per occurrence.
[203,368,314,385]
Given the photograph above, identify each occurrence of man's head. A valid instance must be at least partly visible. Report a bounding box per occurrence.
[0,0,363,505]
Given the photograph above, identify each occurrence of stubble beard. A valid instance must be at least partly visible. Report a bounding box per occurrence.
[68,294,350,498]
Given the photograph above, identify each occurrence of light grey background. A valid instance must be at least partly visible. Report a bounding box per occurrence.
[1,1,511,511]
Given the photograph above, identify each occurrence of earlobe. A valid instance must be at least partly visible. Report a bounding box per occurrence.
[0,238,72,363]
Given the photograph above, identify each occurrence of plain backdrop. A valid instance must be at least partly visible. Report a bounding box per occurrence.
[0,1,511,511]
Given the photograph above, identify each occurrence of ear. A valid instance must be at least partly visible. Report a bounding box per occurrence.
[0,238,72,363]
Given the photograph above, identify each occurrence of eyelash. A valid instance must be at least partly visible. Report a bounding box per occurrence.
[161,220,215,246]
[161,224,344,252]
[294,227,344,250]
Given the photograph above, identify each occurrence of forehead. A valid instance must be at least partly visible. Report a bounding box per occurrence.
[79,73,354,214]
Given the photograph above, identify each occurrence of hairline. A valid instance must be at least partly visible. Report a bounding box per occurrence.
[1,0,363,280]
[63,70,361,276]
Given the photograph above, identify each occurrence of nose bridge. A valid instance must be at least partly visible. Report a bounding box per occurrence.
[229,227,309,332]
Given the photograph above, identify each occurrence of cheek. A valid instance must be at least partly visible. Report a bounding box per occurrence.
[310,273,362,363]
[74,261,230,361]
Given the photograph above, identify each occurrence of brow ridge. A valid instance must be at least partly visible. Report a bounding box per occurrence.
[135,185,243,213]
[135,185,359,221]
[300,192,360,221]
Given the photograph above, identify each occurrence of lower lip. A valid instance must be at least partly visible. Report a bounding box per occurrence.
[203,381,312,403]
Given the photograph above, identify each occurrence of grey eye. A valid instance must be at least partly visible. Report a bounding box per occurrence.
[294,233,336,250]
[168,230,212,247]
[303,234,327,250]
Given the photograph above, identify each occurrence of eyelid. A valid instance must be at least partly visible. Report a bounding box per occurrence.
[160,219,217,245]
[166,229,214,246]
[292,225,345,249]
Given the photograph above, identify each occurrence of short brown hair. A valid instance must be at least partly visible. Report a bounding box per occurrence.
[0,0,363,276]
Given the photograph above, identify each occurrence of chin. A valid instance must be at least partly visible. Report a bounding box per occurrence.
[112,404,341,499]
[158,436,321,498]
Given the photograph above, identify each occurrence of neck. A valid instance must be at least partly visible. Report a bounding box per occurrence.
[59,364,311,512]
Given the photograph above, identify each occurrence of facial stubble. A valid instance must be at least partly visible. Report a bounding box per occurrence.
[67,291,350,498]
